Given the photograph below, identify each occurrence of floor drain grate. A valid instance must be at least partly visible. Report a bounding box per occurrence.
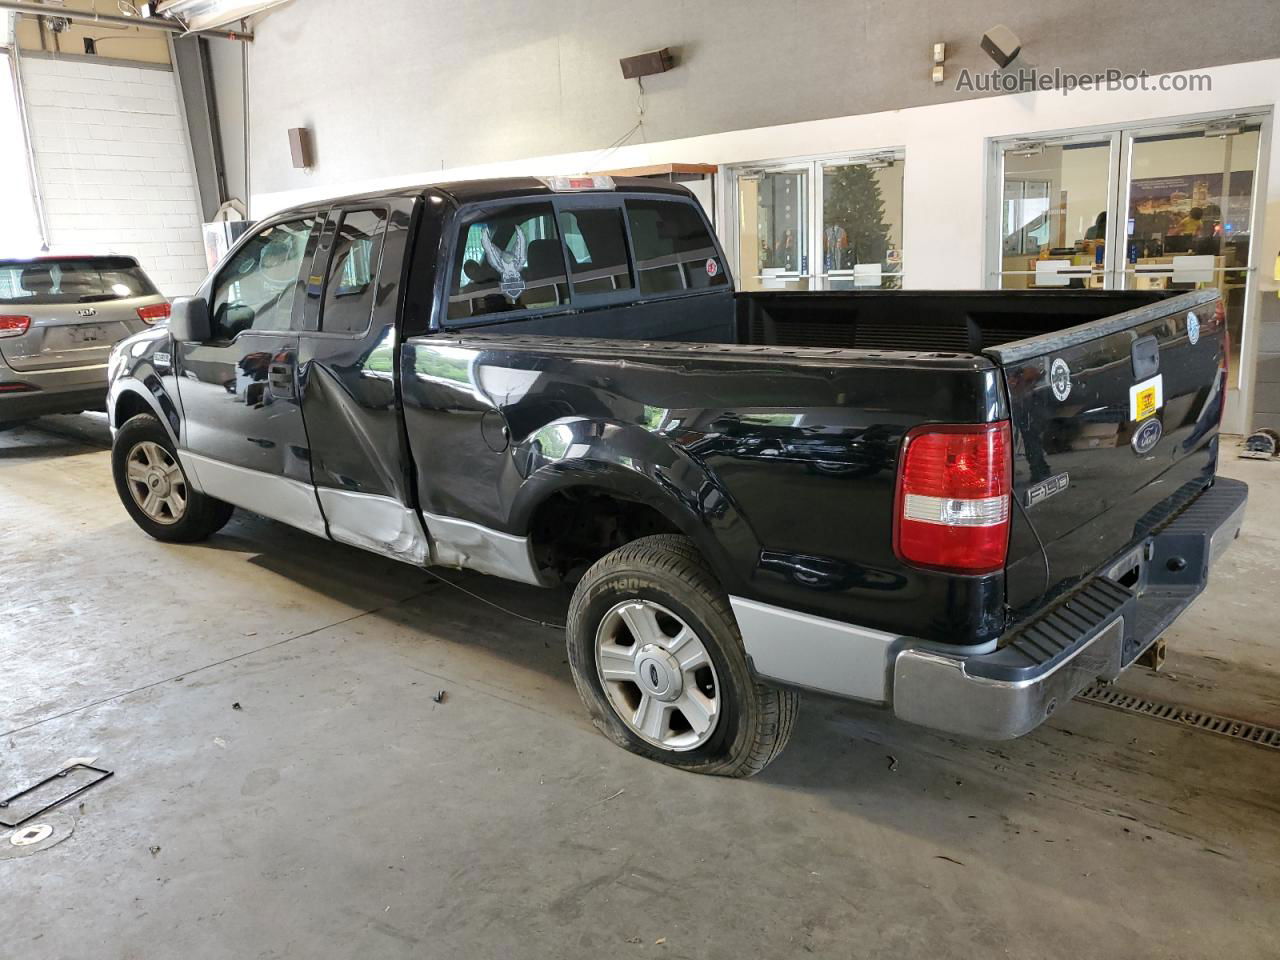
[1076,685,1280,751]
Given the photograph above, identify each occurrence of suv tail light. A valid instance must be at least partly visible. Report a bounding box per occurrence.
[0,315,32,339]
[894,422,1012,574]
[137,303,171,325]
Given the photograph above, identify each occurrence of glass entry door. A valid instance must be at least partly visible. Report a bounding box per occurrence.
[736,167,811,290]
[1120,121,1261,412]
[994,133,1118,290]
[821,158,904,289]
[735,153,905,291]
[990,114,1266,434]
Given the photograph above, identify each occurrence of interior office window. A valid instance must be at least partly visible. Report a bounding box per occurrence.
[624,200,727,295]
[448,203,567,321]
[210,218,315,340]
[558,208,634,295]
[321,208,388,334]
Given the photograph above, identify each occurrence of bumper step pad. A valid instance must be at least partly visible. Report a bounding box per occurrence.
[968,578,1133,683]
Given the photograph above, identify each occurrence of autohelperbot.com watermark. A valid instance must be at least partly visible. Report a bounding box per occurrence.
[956,67,1211,96]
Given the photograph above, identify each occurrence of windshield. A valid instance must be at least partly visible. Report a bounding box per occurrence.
[0,258,160,305]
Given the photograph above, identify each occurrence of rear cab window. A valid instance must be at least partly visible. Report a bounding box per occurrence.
[441,191,726,328]
[448,203,568,321]
[0,257,159,304]
[559,207,634,296]
[624,199,727,295]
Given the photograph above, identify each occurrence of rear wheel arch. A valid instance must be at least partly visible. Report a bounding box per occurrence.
[518,473,746,593]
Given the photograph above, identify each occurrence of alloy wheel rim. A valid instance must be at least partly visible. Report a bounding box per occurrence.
[125,441,187,525]
[594,599,720,751]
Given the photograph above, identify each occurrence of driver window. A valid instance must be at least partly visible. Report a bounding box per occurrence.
[210,218,315,340]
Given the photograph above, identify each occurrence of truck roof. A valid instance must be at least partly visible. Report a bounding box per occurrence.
[279,176,696,216]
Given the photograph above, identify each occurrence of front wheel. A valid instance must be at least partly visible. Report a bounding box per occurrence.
[112,413,234,542]
[566,534,799,778]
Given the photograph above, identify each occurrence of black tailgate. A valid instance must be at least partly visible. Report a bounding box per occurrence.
[986,289,1227,614]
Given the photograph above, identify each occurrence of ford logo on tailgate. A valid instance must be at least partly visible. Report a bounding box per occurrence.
[1131,418,1163,456]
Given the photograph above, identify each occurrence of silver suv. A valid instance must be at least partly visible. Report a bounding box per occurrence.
[0,256,170,424]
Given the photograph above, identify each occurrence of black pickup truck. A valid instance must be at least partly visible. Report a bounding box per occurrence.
[107,176,1246,777]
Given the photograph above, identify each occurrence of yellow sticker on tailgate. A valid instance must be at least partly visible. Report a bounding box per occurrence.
[1129,375,1163,422]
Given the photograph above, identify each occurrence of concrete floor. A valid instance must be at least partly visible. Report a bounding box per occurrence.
[2,414,1279,959]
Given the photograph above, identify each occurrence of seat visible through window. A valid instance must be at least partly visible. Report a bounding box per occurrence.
[448,203,568,321]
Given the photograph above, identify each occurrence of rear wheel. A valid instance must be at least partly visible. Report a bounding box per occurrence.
[112,413,234,542]
[566,534,799,777]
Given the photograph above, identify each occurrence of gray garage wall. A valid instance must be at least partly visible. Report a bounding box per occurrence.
[231,0,1280,199]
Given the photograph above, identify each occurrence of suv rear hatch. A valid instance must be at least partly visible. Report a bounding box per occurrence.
[986,288,1227,615]
[0,257,167,373]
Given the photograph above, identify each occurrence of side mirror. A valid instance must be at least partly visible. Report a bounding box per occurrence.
[169,296,211,343]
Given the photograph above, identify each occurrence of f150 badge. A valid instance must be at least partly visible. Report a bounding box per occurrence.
[1026,472,1069,507]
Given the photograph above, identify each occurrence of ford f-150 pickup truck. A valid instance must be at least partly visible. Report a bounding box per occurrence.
[106,176,1246,777]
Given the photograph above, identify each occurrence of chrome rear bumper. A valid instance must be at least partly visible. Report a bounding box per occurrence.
[892,477,1248,739]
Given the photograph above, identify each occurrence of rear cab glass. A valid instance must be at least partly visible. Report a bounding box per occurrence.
[448,203,568,321]
[0,257,159,304]
[624,199,727,295]
[442,192,726,327]
[559,207,634,296]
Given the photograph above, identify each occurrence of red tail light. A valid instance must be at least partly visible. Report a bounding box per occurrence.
[0,315,32,339]
[137,303,171,325]
[894,422,1012,574]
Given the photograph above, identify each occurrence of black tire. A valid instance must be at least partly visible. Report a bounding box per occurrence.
[112,413,234,542]
[566,534,799,778]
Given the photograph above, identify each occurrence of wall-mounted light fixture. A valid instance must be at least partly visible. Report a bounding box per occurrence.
[619,48,674,80]
[287,127,313,170]
[931,42,946,84]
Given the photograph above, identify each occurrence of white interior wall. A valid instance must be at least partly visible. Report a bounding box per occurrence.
[251,58,1280,291]
[19,53,209,296]
[249,57,1280,429]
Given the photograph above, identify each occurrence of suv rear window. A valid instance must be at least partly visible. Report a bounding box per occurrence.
[0,258,160,305]
[624,200,727,295]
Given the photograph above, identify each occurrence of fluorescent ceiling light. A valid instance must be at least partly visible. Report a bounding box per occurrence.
[155,0,285,31]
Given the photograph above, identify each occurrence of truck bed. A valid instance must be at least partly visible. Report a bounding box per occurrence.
[736,289,1176,353]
